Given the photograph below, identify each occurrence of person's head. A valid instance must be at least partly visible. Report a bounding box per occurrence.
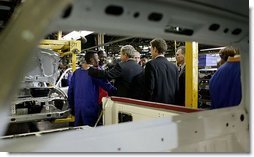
[120,45,135,62]
[98,50,107,66]
[176,46,185,66]
[140,56,148,66]
[134,51,141,63]
[150,38,167,59]
[218,47,236,65]
[84,50,99,67]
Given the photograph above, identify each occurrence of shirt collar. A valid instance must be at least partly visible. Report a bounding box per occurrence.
[178,63,185,68]
[155,54,164,59]
[227,55,240,62]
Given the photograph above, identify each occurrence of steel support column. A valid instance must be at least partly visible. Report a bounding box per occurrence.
[57,31,62,40]
[185,42,198,109]
[97,33,104,50]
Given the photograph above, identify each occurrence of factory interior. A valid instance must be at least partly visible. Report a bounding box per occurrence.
[0,0,251,153]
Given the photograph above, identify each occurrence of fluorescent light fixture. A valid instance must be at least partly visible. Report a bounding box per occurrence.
[200,47,225,52]
[62,30,93,40]
[143,46,150,50]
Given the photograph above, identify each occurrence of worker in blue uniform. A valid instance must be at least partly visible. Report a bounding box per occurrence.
[209,47,241,109]
[68,51,116,127]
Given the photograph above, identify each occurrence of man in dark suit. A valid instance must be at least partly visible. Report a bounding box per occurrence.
[86,45,143,98]
[144,38,179,104]
[175,46,186,105]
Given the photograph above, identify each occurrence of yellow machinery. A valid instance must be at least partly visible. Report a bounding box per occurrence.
[39,39,81,71]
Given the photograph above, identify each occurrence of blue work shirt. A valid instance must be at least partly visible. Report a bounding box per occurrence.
[68,67,116,126]
[209,60,242,109]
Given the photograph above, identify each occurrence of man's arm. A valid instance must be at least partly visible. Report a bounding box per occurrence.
[175,67,180,105]
[95,78,117,96]
[144,62,155,101]
[88,63,122,80]
[88,67,108,78]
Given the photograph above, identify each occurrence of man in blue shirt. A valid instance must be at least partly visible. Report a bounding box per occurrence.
[68,51,116,127]
[209,47,241,109]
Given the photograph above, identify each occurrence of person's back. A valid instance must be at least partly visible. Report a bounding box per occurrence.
[113,59,143,97]
[68,51,116,127]
[144,38,179,104]
[129,70,145,100]
[209,55,241,109]
[69,68,100,120]
[145,57,178,104]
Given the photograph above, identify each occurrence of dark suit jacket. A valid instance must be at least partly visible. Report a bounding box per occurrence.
[88,59,143,98]
[144,56,179,104]
[129,70,145,100]
[176,65,185,105]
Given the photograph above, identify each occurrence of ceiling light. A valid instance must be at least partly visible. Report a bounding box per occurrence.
[62,30,93,40]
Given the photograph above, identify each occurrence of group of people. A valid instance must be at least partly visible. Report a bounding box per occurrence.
[68,38,182,127]
[133,51,148,68]
[67,37,242,127]
[174,45,242,109]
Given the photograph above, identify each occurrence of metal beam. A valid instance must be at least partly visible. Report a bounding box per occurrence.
[70,40,81,71]
[185,42,198,109]
[57,31,62,40]
[97,33,105,50]
[81,36,133,52]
